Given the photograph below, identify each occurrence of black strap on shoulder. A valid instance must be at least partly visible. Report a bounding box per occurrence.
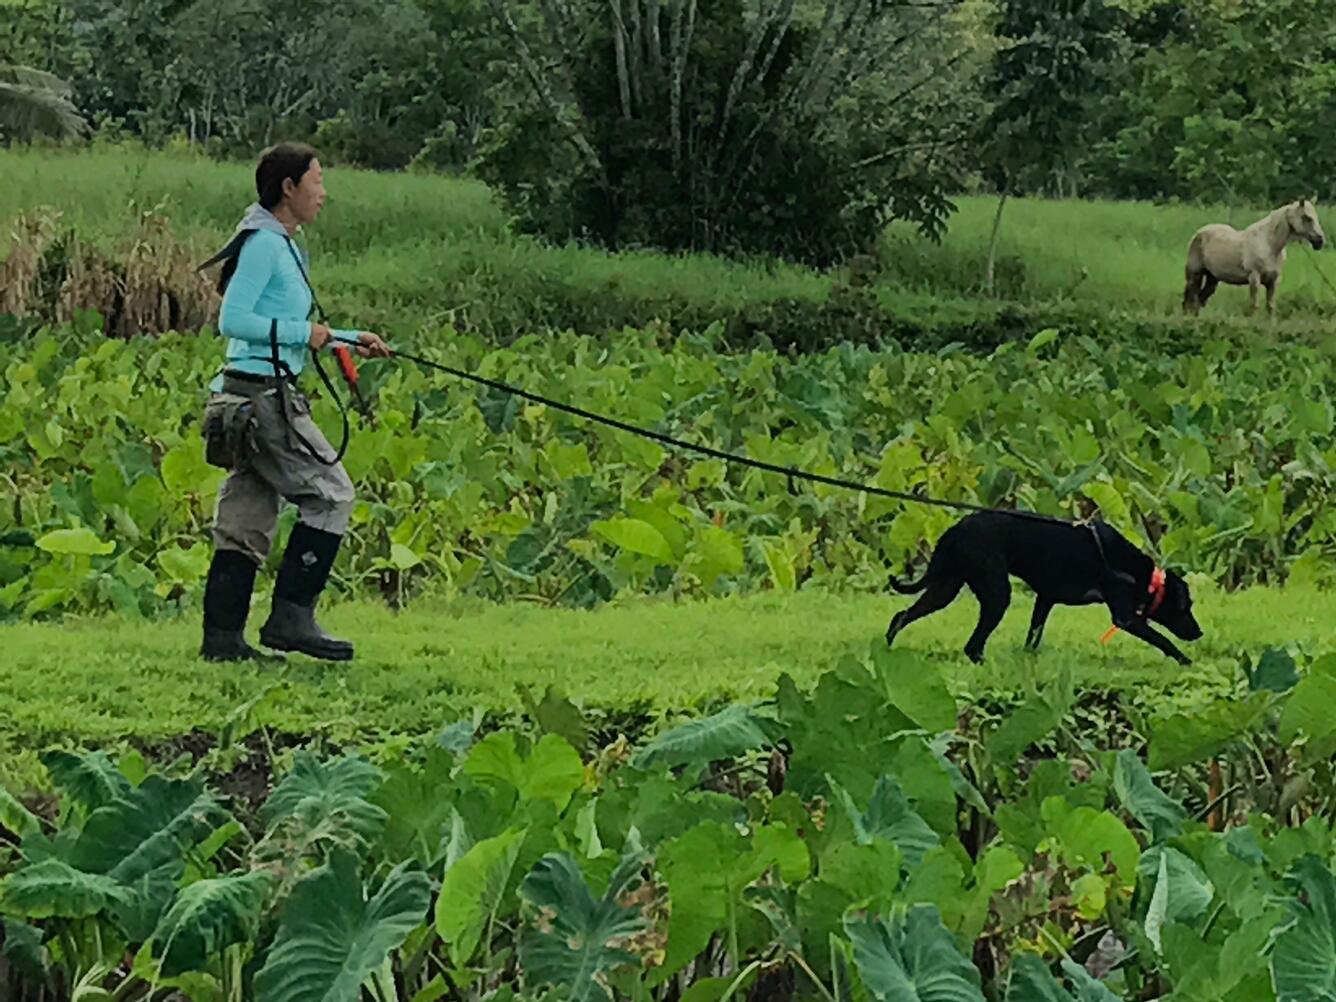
[265,237,353,466]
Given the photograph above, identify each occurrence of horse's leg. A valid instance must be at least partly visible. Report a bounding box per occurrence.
[1265,275,1278,317]
[1182,268,1201,313]
[1199,273,1219,309]
[1248,273,1261,315]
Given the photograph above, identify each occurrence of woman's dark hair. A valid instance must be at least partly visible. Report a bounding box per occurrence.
[215,142,319,294]
[256,141,319,210]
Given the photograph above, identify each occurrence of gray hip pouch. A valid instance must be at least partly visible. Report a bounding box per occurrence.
[202,392,259,470]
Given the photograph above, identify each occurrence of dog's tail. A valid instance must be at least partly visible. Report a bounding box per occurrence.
[886,566,929,594]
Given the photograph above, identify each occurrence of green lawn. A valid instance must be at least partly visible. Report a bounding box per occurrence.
[3,584,1331,788]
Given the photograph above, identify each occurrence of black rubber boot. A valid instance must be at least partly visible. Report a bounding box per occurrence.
[259,523,353,661]
[200,549,277,662]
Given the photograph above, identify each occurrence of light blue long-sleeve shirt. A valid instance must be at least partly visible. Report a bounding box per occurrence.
[208,205,358,391]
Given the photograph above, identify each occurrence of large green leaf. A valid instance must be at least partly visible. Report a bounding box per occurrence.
[1113,750,1186,843]
[1141,847,1214,953]
[463,732,585,811]
[41,749,133,815]
[253,851,432,1002]
[435,826,526,967]
[0,917,47,982]
[35,526,114,556]
[66,776,228,883]
[871,647,958,732]
[1004,954,1121,1002]
[631,704,772,771]
[1277,655,1336,760]
[519,840,648,1001]
[371,749,458,866]
[658,821,809,978]
[832,775,939,868]
[150,869,275,977]
[845,905,986,1002]
[1271,855,1336,1002]
[0,785,41,840]
[262,752,387,847]
[0,858,131,918]
[1148,695,1271,770]
[590,517,674,562]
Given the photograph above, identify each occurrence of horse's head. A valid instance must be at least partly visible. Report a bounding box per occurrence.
[1288,199,1326,249]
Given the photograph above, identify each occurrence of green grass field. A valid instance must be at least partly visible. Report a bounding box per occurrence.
[6,145,1336,335]
[3,583,1331,788]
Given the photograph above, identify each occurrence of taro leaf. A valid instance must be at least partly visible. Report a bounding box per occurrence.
[987,682,1073,765]
[0,785,41,840]
[522,685,590,755]
[112,862,180,942]
[1142,847,1214,953]
[0,858,131,918]
[1149,694,1270,770]
[149,869,275,977]
[435,718,478,755]
[831,775,939,869]
[1270,855,1336,1002]
[871,647,958,732]
[435,826,526,968]
[1249,648,1300,694]
[519,839,648,1002]
[591,517,673,563]
[463,732,584,812]
[844,905,986,1002]
[372,749,457,866]
[41,749,133,815]
[1045,803,1140,887]
[262,752,387,847]
[35,526,114,556]
[631,704,772,771]
[1113,750,1186,843]
[1004,954,1122,1002]
[1277,655,1336,758]
[657,821,809,979]
[253,851,431,1002]
[1,917,47,982]
[68,776,229,883]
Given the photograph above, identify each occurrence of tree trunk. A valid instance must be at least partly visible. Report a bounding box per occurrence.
[985,188,1008,297]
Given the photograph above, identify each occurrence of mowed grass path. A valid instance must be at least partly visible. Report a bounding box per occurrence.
[3,585,1332,786]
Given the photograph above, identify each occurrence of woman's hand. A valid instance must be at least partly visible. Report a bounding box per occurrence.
[354,331,392,359]
[308,322,332,350]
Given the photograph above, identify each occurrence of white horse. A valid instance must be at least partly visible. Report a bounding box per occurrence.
[1183,199,1326,316]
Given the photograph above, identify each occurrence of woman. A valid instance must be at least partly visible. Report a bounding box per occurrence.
[200,142,390,663]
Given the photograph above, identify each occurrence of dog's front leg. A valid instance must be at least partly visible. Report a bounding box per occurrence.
[1025,597,1054,652]
[1120,619,1191,665]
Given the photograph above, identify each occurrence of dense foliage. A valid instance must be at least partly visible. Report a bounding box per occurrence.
[3,318,1335,621]
[2,642,1333,1000]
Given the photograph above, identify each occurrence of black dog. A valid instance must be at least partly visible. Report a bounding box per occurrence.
[885,511,1202,664]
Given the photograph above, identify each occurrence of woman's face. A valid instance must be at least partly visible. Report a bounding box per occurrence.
[283,158,326,226]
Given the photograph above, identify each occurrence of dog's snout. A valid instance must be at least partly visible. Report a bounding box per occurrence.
[1315,235,1326,250]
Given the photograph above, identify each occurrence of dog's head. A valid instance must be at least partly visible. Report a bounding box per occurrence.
[1151,569,1202,641]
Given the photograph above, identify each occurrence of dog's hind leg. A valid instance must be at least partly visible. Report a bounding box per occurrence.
[886,576,963,647]
[963,562,1010,663]
[1025,596,1054,652]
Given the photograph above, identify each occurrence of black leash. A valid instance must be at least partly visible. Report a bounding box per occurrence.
[390,348,1070,522]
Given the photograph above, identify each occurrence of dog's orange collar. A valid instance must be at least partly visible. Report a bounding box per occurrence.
[1101,568,1167,644]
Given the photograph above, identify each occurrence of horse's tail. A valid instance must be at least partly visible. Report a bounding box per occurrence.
[1183,233,1206,310]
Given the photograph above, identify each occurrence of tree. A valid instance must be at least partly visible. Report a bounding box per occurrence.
[978,0,1122,294]
[475,0,978,265]
[0,64,87,141]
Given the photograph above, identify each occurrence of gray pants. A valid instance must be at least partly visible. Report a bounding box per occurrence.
[210,375,355,567]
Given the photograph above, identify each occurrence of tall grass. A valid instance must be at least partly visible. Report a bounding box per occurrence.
[6,144,1336,332]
